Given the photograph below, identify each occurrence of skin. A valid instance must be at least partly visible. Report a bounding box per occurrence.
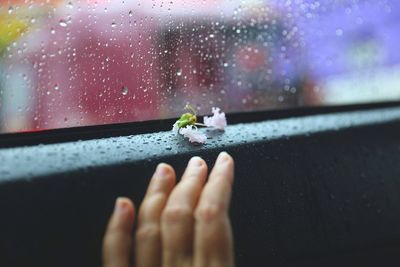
[102,151,235,267]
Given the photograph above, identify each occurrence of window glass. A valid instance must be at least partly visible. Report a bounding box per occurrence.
[0,0,399,133]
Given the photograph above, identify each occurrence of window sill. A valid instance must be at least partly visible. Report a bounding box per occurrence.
[1,106,400,182]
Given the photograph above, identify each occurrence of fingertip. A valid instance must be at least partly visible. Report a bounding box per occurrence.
[115,197,133,209]
[189,156,207,167]
[218,151,233,161]
[156,163,176,178]
[114,197,135,215]
[151,163,177,192]
[188,156,209,180]
[209,152,234,185]
[183,156,208,179]
[104,197,135,267]
[111,197,135,231]
[216,152,234,168]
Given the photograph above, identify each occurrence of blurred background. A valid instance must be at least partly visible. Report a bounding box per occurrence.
[0,0,399,133]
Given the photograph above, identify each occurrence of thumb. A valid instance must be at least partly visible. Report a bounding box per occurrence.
[103,197,135,267]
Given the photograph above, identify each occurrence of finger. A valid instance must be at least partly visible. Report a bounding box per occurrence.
[135,163,176,267]
[194,152,235,267]
[161,156,208,267]
[103,197,135,267]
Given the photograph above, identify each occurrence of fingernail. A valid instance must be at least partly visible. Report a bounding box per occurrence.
[155,163,168,176]
[189,156,203,166]
[114,197,129,214]
[217,151,230,163]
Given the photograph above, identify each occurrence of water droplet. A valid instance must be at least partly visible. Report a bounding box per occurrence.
[53,84,59,90]
[111,22,117,28]
[129,10,133,17]
[50,28,56,34]
[121,86,129,95]
[223,62,229,67]
[8,6,14,14]
[59,20,68,27]
[67,1,73,8]
[176,68,182,76]
[335,28,343,36]
[165,146,172,151]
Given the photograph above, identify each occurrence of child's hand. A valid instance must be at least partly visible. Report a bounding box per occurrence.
[102,152,235,267]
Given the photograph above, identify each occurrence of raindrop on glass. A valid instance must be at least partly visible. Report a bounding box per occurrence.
[111,22,117,28]
[53,84,59,91]
[59,20,68,27]
[176,68,182,76]
[121,86,129,95]
[335,28,343,36]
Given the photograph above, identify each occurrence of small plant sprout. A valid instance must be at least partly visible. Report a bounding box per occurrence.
[172,104,204,133]
[172,105,228,144]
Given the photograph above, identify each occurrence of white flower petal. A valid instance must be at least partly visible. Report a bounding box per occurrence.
[172,121,180,133]
[203,107,227,130]
[179,126,207,144]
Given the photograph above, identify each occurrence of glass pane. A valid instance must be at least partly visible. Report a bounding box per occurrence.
[0,0,399,133]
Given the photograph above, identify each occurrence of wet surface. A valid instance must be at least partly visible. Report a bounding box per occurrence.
[1,106,400,182]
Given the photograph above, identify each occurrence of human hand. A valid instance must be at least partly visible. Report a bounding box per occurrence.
[102,151,235,267]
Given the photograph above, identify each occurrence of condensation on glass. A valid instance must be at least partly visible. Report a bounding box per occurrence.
[0,0,399,132]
